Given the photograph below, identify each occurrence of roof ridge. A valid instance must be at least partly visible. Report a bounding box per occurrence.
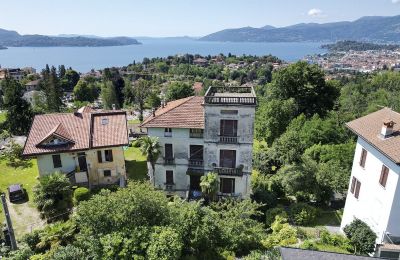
[141,96,195,127]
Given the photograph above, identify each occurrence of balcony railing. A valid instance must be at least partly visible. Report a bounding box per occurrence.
[214,167,243,176]
[204,96,256,105]
[219,136,238,144]
[189,132,204,138]
[204,86,257,106]
[188,159,204,167]
[164,183,175,191]
[164,157,175,165]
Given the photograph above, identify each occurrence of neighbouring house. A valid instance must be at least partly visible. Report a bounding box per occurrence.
[341,108,400,258]
[141,86,256,199]
[25,79,41,92]
[23,90,46,106]
[192,82,203,95]
[193,58,209,67]
[23,106,129,188]
[0,68,24,81]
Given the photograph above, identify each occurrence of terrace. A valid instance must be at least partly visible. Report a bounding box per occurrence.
[204,86,256,105]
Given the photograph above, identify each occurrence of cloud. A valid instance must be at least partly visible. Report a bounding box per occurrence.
[308,8,324,17]
[393,0,400,3]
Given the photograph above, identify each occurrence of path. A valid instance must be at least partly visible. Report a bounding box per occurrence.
[7,200,44,239]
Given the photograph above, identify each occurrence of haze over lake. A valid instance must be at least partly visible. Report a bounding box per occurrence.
[0,38,324,72]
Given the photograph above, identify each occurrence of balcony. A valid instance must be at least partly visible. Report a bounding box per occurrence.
[188,159,204,167]
[164,183,175,191]
[204,86,256,106]
[219,136,238,144]
[164,157,175,165]
[214,166,243,176]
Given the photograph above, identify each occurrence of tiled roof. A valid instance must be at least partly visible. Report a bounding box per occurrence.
[280,247,374,260]
[23,109,128,156]
[141,96,204,129]
[346,107,400,164]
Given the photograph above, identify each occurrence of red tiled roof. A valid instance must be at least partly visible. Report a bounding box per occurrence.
[346,107,400,164]
[141,96,204,129]
[23,109,128,156]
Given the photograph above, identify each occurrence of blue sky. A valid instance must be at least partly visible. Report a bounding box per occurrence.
[1,0,400,37]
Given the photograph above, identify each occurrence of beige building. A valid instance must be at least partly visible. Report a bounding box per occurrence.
[23,106,129,188]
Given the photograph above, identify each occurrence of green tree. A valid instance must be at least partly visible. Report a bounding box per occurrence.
[73,80,98,102]
[1,76,34,135]
[268,61,339,117]
[33,172,73,221]
[101,81,118,109]
[138,136,161,185]
[200,172,219,202]
[42,66,63,112]
[343,219,377,255]
[146,227,183,260]
[61,69,80,92]
[166,82,194,101]
[134,79,151,121]
[146,92,161,109]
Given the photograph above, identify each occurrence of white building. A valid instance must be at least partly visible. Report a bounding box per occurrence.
[141,86,256,199]
[341,108,400,258]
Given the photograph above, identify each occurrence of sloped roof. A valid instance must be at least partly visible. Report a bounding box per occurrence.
[23,109,128,156]
[141,96,204,129]
[280,247,375,260]
[346,107,400,164]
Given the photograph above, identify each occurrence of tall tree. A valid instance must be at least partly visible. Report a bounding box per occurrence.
[166,82,194,101]
[138,136,161,185]
[134,79,151,121]
[1,77,34,135]
[73,80,98,102]
[103,68,125,107]
[42,65,63,112]
[101,81,118,109]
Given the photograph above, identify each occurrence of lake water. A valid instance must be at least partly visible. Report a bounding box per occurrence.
[0,38,324,72]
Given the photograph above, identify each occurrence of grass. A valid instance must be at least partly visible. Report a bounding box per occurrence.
[0,111,6,124]
[312,209,342,226]
[0,158,39,224]
[124,146,148,181]
[127,119,141,124]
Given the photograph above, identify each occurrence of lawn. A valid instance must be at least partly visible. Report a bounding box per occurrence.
[312,209,342,226]
[0,158,39,229]
[128,119,141,124]
[124,146,148,181]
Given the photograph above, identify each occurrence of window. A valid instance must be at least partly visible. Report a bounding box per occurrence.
[166,171,174,184]
[52,154,62,168]
[103,170,111,177]
[350,177,361,199]
[220,150,236,168]
[104,150,113,162]
[379,165,389,188]
[220,120,238,137]
[220,178,235,194]
[359,148,367,168]
[97,151,102,163]
[165,144,173,159]
[164,128,172,137]
[190,128,204,138]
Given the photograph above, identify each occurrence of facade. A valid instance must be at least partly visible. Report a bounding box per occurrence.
[141,86,256,199]
[25,79,40,91]
[341,108,400,258]
[23,107,129,188]
[0,68,24,81]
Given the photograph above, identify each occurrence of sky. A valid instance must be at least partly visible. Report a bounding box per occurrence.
[1,0,400,37]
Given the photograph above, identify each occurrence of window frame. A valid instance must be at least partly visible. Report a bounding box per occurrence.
[359,148,367,168]
[166,170,174,184]
[350,176,361,199]
[52,154,62,168]
[379,165,389,188]
[104,150,113,162]
[220,178,235,194]
[103,169,111,177]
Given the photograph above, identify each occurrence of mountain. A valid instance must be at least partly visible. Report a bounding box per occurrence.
[260,25,275,30]
[0,28,140,47]
[200,15,400,43]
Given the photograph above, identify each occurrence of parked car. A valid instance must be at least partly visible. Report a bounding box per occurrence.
[7,184,26,203]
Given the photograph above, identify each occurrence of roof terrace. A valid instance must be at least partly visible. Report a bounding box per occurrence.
[204,86,256,106]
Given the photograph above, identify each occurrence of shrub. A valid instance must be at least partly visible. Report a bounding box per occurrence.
[132,140,141,148]
[289,203,317,226]
[343,219,377,255]
[262,216,298,249]
[146,227,183,260]
[301,240,318,250]
[73,187,91,204]
[265,207,288,228]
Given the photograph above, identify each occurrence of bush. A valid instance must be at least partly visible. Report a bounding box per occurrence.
[320,229,351,250]
[265,207,288,228]
[289,203,317,226]
[132,140,141,148]
[73,187,91,204]
[146,227,183,260]
[301,240,318,250]
[343,219,377,255]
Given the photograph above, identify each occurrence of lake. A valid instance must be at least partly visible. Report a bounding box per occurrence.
[0,38,324,72]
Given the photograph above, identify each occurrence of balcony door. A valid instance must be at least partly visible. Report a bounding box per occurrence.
[220,150,236,168]
[77,152,87,171]
[220,178,235,194]
[220,120,238,137]
[190,145,203,160]
[165,144,173,159]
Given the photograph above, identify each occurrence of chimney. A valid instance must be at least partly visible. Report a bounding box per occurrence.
[112,104,116,110]
[381,120,395,138]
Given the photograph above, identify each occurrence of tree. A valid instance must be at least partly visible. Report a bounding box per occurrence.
[0,140,30,168]
[255,98,297,145]
[134,79,151,121]
[73,80,98,102]
[42,66,63,112]
[343,219,377,255]
[166,82,194,101]
[146,227,183,260]
[101,81,118,109]
[146,92,161,109]
[138,136,161,185]
[1,76,34,135]
[103,68,125,107]
[200,172,219,202]
[33,172,73,221]
[61,69,80,92]
[267,61,339,117]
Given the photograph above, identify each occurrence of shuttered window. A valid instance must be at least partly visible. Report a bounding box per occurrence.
[97,151,102,163]
[359,148,367,168]
[166,171,174,184]
[379,165,389,188]
[350,177,356,194]
[355,180,361,199]
[220,178,235,194]
[350,177,361,199]
[105,150,113,162]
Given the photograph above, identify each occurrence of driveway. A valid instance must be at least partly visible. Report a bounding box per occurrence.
[7,200,44,239]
